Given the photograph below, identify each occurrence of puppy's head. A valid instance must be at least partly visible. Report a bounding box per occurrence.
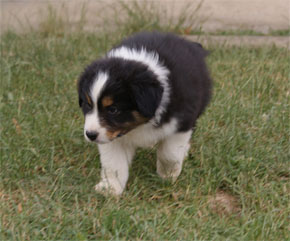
[77,58,163,144]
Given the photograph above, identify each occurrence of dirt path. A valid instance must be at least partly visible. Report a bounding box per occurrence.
[1,0,289,32]
[1,0,289,48]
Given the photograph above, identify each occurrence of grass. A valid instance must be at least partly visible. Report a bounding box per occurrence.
[188,29,290,36]
[1,3,290,240]
[269,29,290,36]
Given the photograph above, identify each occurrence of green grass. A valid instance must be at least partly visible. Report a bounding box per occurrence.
[269,29,290,36]
[1,4,290,240]
[188,29,290,36]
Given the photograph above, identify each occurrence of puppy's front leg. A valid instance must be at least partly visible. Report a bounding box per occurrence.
[157,130,192,181]
[95,141,135,195]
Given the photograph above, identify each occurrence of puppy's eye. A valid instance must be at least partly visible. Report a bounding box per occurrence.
[86,102,93,110]
[107,106,119,115]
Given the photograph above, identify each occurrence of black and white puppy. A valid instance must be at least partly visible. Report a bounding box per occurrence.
[78,32,212,195]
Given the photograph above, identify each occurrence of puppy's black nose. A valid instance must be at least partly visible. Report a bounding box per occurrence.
[86,131,98,141]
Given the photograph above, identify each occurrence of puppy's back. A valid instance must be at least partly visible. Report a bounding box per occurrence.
[114,32,212,131]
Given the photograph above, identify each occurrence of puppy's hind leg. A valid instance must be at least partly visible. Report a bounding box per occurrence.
[157,130,192,181]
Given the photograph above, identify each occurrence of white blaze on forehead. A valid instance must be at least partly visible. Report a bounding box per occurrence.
[90,71,109,103]
[84,71,109,143]
[108,47,170,125]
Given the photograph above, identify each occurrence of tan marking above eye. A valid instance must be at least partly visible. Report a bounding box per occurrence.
[85,93,92,106]
[102,96,114,107]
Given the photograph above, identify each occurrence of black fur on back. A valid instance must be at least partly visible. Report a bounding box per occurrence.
[113,31,212,131]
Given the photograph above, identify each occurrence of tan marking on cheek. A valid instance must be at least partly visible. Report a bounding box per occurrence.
[106,130,121,140]
[102,111,149,140]
[132,111,148,124]
[102,96,113,107]
[117,111,149,132]
[85,93,92,106]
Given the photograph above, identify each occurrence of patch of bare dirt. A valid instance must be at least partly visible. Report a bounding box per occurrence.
[208,191,241,216]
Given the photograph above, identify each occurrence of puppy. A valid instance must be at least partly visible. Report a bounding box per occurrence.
[77,31,212,195]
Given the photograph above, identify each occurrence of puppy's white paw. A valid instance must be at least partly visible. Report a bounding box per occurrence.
[95,179,123,196]
[157,159,182,182]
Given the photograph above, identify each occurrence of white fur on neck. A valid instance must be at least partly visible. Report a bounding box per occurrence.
[108,46,170,125]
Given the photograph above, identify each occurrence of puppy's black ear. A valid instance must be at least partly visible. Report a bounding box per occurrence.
[130,71,163,118]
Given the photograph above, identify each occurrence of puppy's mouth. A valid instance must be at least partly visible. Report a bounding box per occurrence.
[94,139,110,144]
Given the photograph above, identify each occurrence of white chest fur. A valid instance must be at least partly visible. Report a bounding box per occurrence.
[119,118,178,148]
